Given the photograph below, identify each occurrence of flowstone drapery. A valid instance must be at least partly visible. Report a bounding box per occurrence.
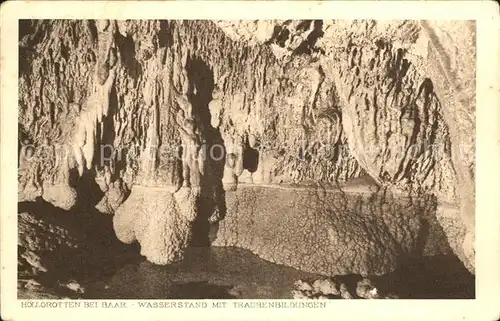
[18,20,476,275]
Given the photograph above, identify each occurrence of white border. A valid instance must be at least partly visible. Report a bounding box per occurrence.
[2,1,500,321]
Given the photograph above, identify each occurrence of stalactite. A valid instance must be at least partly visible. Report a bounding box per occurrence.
[72,20,119,177]
[18,20,476,278]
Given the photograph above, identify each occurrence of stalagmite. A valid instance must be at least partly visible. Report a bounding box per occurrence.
[232,138,245,177]
[72,144,85,176]
[18,20,477,293]
[248,133,258,149]
[197,144,206,176]
[222,172,238,191]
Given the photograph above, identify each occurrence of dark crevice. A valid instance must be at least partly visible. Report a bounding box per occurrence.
[184,56,226,248]
[116,33,142,81]
[293,20,325,55]
[275,28,290,48]
[86,20,98,44]
[74,170,104,211]
[296,20,313,32]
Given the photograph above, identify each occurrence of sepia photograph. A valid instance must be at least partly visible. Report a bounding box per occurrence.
[2,1,499,320]
[16,17,477,300]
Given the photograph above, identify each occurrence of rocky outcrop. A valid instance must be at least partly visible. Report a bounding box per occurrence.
[212,184,447,276]
[212,19,475,273]
[419,21,476,273]
[18,201,138,296]
[18,19,475,275]
[291,277,396,299]
[320,20,475,273]
[18,210,83,277]
[113,186,196,264]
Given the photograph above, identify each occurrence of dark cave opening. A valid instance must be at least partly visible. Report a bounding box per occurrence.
[242,145,260,173]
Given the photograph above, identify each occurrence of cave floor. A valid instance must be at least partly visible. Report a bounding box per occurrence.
[18,199,474,300]
[80,247,474,300]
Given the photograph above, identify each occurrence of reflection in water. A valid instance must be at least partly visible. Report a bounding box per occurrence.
[84,247,474,299]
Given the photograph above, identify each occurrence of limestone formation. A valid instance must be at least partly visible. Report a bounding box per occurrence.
[312,278,340,296]
[292,275,400,300]
[18,19,476,287]
[356,278,380,299]
[212,185,440,276]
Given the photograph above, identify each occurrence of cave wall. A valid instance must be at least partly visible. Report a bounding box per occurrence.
[18,19,475,275]
[215,19,475,273]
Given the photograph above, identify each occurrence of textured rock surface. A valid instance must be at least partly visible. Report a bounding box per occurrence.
[18,201,138,297]
[113,186,196,264]
[213,19,475,273]
[291,277,390,299]
[212,184,448,276]
[19,19,475,275]
[18,210,83,277]
[320,20,475,273]
[419,21,476,273]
